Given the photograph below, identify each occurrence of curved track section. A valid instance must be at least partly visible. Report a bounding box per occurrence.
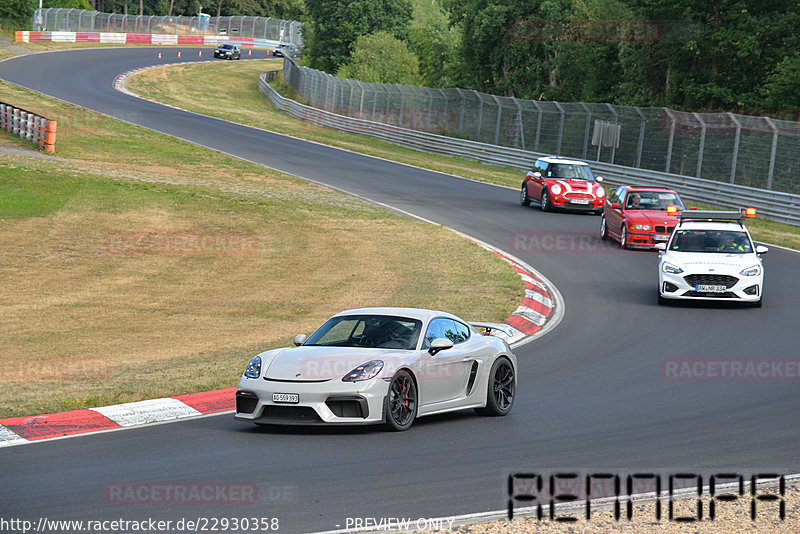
[2,49,800,532]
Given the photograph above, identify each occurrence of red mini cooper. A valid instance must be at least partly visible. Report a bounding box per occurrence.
[520,157,606,214]
[601,186,687,249]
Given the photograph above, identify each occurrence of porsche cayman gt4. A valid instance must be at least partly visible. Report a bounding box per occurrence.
[235,307,517,431]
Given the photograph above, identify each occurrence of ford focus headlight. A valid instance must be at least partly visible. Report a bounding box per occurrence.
[662,262,683,274]
[342,360,384,382]
[244,355,262,378]
[740,265,761,276]
[550,184,562,195]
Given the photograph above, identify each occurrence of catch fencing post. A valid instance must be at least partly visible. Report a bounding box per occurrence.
[357,81,366,119]
[764,117,778,190]
[475,90,484,139]
[492,95,502,145]
[693,112,706,178]
[663,108,676,173]
[456,88,466,135]
[634,106,645,168]
[554,102,565,156]
[728,112,741,184]
[580,103,591,159]
[532,100,543,152]
[606,103,618,164]
[512,97,525,150]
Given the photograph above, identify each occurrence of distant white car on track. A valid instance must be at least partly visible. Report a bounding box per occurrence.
[656,209,767,307]
[235,307,517,430]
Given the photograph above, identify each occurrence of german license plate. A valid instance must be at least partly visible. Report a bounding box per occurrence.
[654,235,669,241]
[272,393,299,404]
[570,199,590,205]
[696,285,727,293]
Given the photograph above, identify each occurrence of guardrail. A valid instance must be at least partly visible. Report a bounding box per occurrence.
[259,72,800,226]
[0,102,56,152]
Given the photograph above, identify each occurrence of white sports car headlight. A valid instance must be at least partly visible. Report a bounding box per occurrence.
[342,360,384,382]
[244,355,261,378]
[740,265,761,276]
[550,184,562,195]
[662,262,683,274]
[632,224,651,231]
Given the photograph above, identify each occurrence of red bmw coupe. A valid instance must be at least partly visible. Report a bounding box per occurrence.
[601,186,687,249]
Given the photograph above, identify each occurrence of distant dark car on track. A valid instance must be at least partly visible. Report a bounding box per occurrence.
[214,44,241,60]
[271,44,300,59]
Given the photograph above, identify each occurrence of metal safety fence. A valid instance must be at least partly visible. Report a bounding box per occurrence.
[282,58,800,196]
[262,71,800,225]
[31,8,302,46]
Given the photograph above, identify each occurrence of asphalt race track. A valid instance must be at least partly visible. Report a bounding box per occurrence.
[1,48,799,532]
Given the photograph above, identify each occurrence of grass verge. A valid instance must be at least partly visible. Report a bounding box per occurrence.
[0,78,522,418]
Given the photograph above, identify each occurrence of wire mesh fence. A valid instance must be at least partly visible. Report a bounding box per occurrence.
[283,58,800,194]
[32,8,303,46]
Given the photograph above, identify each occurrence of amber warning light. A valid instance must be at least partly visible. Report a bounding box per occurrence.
[667,206,677,215]
[744,207,757,218]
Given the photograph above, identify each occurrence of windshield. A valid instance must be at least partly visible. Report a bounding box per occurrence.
[669,229,752,253]
[304,315,422,350]
[625,191,686,210]
[547,163,594,181]
[220,44,234,49]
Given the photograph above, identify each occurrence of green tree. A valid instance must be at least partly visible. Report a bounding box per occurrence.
[407,0,463,88]
[303,0,413,73]
[0,0,36,27]
[44,0,92,8]
[765,53,800,111]
[336,31,421,84]
[619,0,800,111]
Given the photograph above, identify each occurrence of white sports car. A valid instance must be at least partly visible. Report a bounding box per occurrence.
[235,307,517,430]
[656,209,767,307]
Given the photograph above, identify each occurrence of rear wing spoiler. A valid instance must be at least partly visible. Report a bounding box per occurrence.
[469,322,515,338]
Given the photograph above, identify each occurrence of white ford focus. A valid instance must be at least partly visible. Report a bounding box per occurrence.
[656,209,767,307]
[235,307,517,430]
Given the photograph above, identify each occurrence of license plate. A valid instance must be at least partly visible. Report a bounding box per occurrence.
[654,235,669,241]
[272,393,299,404]
[696,285,727,293]
[570,199,590,205]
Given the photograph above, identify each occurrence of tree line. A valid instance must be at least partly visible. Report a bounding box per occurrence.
[302,0,800,116]
[2,0,798,115]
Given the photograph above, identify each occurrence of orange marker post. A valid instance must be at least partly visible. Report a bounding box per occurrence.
[44,120,57,153]
[157,51,162,59]
[177,51,181,58]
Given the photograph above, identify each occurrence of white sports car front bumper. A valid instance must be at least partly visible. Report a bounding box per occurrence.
[235,375,390,425]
